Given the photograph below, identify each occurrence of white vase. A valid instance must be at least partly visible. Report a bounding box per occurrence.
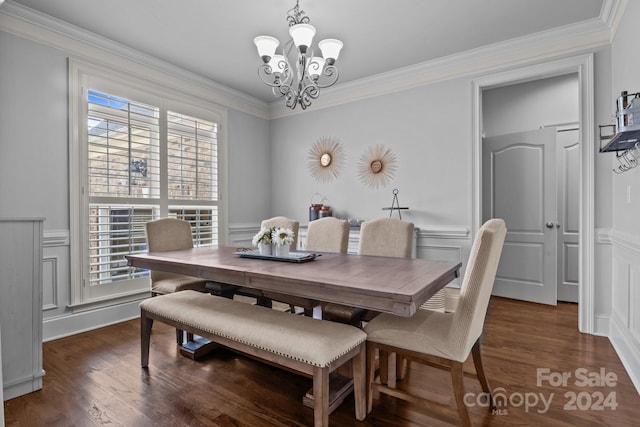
[258,242,272,255]
[274,244,289,258]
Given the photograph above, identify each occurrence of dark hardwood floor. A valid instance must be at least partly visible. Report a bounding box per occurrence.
[4,297,640,426]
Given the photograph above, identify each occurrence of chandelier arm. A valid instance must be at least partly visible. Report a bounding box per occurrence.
[285,90,299,109]
[275,82,295,98]
[256,59,294,88]
[256,65,280,88]
[299,82,319,109]
[314,65,340,89]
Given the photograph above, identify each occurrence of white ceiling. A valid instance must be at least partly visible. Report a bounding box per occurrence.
[9,0,604,102]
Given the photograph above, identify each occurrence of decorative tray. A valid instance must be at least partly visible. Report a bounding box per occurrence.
[233,249,320,263]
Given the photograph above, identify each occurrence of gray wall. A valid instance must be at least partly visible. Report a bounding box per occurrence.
[608,0,640,392]
[0,29,270,337]
[482,73,579,138]
[269,51,614,318]
[227,108,272,224]
[270,78,472,227]
[0,31,69,229]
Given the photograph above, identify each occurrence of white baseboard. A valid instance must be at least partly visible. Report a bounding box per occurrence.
[593,313,610,337]
[609,313,640,395]
[43,299,142,342]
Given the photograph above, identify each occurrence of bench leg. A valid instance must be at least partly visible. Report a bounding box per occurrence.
[141,313,153,368]
[313,366,330,427]
[352,343,366,421]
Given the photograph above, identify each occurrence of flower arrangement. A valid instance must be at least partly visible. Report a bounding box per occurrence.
[252,227,273,246]
[271,227,295,247]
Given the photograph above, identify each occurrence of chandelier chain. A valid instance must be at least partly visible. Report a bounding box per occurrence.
[286,0,310,27]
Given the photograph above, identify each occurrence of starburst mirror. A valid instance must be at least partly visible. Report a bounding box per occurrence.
[357,144,398,189]
[307,136,345,183]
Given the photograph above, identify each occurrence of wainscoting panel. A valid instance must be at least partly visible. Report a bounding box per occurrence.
[609,230,640,394]
[42,230,69,317]
[630,265,640,345]
[594,231,612,336]
[42,256,59,311]
[227,224,258,248]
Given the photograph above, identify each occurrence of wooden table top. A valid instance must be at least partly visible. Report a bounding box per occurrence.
[127,246,461,317]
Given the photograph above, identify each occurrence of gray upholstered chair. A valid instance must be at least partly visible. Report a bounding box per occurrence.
[364,218,507,427]
[322,217,414,327]
[145,218,208,343]
[261,216,300,251]
[305,217,350,254]
[358,217,413,258]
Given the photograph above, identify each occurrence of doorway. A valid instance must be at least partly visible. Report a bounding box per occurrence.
[481,125,580,305]
[471,54,595,333]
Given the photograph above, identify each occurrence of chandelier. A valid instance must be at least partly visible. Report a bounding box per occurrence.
[253,0,343,110]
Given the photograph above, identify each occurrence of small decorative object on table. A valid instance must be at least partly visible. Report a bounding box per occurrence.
[252,227,274,255]
[271,227,295,257]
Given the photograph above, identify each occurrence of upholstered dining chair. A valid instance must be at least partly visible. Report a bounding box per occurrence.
[364,218,507,427]
[322,217,414,327]
[261,216,300,251]
[305,216,350,254]
[145,218,209,344]
[358,217,414,258]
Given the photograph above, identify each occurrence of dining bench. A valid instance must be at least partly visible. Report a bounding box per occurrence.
[139,290,367,427]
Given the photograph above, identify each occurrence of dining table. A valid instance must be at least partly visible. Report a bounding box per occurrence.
[126,245,461,318]
[127,245,461,410]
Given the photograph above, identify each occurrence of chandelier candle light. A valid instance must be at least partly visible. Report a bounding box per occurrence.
[253,0,343,110]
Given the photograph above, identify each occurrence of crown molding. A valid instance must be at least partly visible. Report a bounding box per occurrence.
[0,1,270,119]
[269,1,624,119]
[600,0,628,40]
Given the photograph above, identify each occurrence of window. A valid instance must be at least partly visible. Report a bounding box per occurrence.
[70,62,226,307]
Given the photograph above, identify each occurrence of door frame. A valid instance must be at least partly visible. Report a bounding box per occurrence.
[471,54,595,334]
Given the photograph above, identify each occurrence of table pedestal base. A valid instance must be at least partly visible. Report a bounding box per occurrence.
[179,337,218,360]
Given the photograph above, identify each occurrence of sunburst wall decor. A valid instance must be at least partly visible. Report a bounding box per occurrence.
[307,136,345,183]
[357,144,398,189]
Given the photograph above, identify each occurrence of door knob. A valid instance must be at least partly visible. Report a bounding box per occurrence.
[545,222,554,229]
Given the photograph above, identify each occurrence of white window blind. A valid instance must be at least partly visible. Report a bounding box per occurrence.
[89,205,155,285]
[167,111,218,201]
[88,90,160,198]
[85,90,219,288]
[169,207,218,246]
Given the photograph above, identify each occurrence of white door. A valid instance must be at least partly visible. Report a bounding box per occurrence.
[483,128,558,305]
[556,127,580,302]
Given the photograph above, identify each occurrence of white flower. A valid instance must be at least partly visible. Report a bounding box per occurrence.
[252,227,273,246]
[271,227,294,246]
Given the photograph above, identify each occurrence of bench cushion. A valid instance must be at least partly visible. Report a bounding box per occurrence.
[140,290,367,368]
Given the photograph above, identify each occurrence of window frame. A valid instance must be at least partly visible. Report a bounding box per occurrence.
[69,59,228,310]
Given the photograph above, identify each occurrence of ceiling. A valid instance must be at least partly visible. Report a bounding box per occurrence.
[8,0,604,103]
